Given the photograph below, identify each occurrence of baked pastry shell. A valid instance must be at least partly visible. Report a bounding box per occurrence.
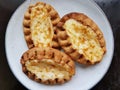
[23,2,60,49]
[56,12,106,65]
[20,47,75,85]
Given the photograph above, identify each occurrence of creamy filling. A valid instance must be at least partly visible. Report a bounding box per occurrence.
[25,59,70,80]
[63,19,104,62]
[30,4,53,47]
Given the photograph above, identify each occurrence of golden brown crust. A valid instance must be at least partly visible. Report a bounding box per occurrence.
[56,12,106,65]
[23,2,60,49]
[20,47,75,85]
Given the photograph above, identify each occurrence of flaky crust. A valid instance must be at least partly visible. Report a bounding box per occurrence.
[23,2,60,49]
[20,47,75,85]
[56,12,106,65]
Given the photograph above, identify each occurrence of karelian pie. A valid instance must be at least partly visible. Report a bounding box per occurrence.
[57,12,106,65]
[23,2,60,49]
[20,47,75,84]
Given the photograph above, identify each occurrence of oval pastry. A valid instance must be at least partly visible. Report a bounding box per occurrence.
[20,47,75,84]
[23,2,60,49]
[57,12,106,65]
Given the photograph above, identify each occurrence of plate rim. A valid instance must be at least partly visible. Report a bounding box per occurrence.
[86,0,114,89]
[5,0,114,90]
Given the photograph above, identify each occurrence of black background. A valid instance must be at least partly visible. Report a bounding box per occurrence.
[0,0,120,90]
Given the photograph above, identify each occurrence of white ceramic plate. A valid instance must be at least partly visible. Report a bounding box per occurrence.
[5,0,114,90]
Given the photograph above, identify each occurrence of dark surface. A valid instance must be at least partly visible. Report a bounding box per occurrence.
[0,0,120,90]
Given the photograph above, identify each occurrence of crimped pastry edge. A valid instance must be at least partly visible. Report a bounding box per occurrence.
[56,12,106,65]
[23,2,60,49]
[20,47,75,85]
